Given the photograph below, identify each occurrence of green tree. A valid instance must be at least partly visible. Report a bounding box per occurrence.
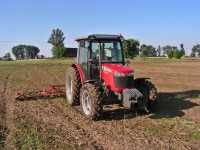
[140,44,157,57]
[167,51,174,59]
[12,45,25,59]
[191,44,200,57]
[191,51,195,57]
[52,47,67,58]
[163,45,184,59]
[157,45,162,57]
[163,45,177,56]
[173,50,184,59]
[12,45,40,59]
[180,43,185,56]
[26,45,40,59]
[48,28,66,58]
[3,52,12,60]
[123,39,140,58]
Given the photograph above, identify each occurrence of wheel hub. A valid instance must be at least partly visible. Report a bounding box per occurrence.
[82,91,92,115]
[66,76,73,101]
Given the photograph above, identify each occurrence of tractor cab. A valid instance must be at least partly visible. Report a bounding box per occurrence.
[76,34,125,80]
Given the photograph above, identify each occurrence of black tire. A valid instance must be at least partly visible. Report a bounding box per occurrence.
[135,79,158,112]
[65,67,81,105]
[80,83,102,120]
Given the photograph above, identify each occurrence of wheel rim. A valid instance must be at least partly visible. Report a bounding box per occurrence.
[66,75,73,102]
[149,89,157,101]
[82,90,92,115]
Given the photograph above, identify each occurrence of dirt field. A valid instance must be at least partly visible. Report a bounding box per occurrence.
[0,58,200,150]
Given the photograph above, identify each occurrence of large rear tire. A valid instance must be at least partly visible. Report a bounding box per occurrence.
[65,67,81,105]
[135,79,158,112]
[80,83,102,120]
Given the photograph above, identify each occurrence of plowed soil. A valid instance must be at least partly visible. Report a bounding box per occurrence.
[0,59,200,150]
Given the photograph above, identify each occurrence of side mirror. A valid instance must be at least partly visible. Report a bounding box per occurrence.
[125,60,130,66]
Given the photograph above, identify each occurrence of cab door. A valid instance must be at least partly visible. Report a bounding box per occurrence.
[89,41,101,80]
[78,40,89,80]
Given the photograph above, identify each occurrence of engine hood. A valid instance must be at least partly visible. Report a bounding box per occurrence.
[102,64,134,74]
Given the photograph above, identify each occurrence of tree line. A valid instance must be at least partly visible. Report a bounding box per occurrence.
[48,28,200,59]
[1,28,200,60]
[123,39,187,59]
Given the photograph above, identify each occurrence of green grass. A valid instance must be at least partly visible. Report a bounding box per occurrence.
[14,128,45,150]
[0,58,75,65]
[13,119,45,150]
[143,118,200,142]
[13,117,75,150]
[0,126,7,150]
[0,57,200,65]
[190,130,200,140]
[0,134,5,146]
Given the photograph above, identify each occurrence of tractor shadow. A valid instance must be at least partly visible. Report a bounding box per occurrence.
[100,107,138,121]
[149,90,200,119]
[100,90,200,121]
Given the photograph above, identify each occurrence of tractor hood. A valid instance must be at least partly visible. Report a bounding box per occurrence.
[102,64,134,74]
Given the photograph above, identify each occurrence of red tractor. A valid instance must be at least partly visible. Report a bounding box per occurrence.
[65,34,157,120]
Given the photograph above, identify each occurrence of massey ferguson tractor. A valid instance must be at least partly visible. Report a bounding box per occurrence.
[65,34,157,120]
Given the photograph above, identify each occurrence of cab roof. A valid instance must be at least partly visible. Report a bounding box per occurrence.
[76,34,123,42]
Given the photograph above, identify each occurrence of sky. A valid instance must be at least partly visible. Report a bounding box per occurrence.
[0,0,200,57]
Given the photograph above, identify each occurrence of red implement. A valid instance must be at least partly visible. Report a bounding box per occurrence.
[15,85,65,101]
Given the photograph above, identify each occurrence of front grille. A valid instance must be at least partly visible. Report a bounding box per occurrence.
[114,76,134,88]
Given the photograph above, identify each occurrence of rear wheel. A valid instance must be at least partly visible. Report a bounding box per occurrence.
[65,67,81,105]
[135,79,158,112]
[80,83,102,120]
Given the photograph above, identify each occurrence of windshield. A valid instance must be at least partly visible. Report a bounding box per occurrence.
[91,41,123,63]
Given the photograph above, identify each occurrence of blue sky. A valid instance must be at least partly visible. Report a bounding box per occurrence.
[0,0,200,57]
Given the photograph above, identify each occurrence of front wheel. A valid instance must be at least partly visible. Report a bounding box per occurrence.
[134,79,158,112]
[80,83,102,120]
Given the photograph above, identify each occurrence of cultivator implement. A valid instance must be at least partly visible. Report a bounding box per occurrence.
[15,85,65,101]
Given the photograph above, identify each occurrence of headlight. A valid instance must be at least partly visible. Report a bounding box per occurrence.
[114,72,134,77]
[127,72,134,77]
[114,72,126,77]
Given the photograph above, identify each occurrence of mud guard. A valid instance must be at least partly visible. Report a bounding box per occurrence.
[134,77,150,82]
[72,64,85,84]
[134,78,151,86]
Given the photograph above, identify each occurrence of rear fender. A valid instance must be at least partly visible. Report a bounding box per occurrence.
[72,64,85,84]
[134,78,150,86]
[134,78,150,82]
